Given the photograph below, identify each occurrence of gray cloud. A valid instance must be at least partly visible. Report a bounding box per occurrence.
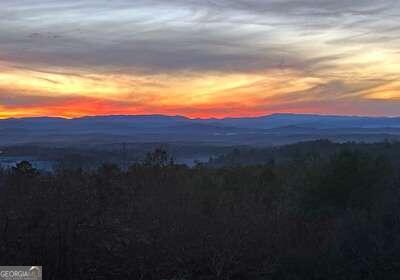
[0,0,398,74]
[0,91,73,107]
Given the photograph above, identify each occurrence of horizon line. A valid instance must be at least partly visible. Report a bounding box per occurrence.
[1,112,400,121]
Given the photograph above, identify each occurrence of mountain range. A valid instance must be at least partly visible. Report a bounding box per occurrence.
[1,114,400,146]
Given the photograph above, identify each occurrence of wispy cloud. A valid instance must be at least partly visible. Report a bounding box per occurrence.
[0,0,399,117]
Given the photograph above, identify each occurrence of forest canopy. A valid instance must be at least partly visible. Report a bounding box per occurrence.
[0,140,400,279]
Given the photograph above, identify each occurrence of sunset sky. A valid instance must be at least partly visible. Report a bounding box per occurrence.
[1,0,399,118]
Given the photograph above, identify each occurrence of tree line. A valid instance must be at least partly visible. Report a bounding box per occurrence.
[0,142,400,279]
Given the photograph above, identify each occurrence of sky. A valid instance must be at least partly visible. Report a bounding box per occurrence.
[0,0,399,118]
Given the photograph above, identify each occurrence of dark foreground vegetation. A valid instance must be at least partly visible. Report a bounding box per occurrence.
[1,141,400,279]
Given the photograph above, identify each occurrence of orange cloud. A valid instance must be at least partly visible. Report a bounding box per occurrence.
[1,51,400,119]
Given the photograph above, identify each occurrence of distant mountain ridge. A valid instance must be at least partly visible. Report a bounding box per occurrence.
[2,114,400,130]
[1,114,400,146]
[2,113,400,124]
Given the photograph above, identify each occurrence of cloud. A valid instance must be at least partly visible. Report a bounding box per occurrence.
[0,0,399,117]
[2,0,397,74]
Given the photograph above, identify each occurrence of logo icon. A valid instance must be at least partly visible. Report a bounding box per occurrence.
[0,266,42,280]
[29,267,41,279]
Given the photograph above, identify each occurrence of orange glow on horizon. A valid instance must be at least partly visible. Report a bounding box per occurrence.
[1,51,399,119]
[0,66,305,118]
